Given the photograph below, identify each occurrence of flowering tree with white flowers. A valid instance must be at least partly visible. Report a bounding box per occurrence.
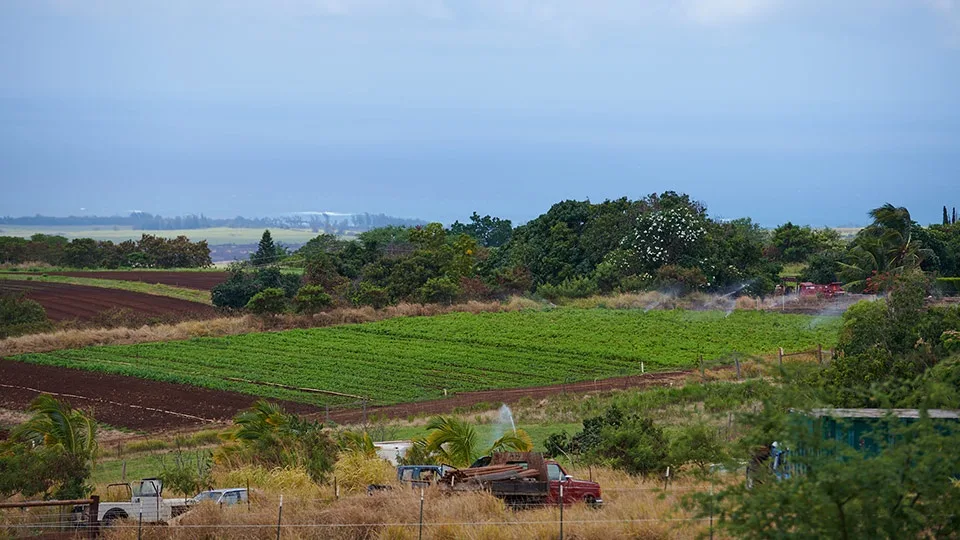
[619,207,708,275]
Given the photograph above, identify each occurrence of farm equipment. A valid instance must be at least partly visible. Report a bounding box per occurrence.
[437,452,602,508]
[95,478,192,525]
[798,282,846,298]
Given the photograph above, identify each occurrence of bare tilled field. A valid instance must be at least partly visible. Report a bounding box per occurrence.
[51,270,229,290]
[0,280,218,322]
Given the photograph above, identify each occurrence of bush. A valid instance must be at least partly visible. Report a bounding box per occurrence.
[294,285,332,313]
[655,265,706,293]
[669,422,727,474]
[245,288,287,315]
[0,293,50,338]
[536,276,599,301]
[419,276,460,304]
[211,271,260,309]
[560,405,670,476]
[332,452,396,493]
[936,277,960,296]
[352,282,391,309]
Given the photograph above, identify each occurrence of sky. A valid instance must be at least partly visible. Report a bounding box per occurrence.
[1,0,959,227]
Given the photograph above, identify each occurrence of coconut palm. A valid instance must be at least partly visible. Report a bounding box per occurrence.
[422,416,533,467]
[12,394,97,462]
[839,204,933,292]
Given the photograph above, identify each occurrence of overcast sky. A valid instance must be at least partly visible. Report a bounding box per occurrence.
[1,0,959,226]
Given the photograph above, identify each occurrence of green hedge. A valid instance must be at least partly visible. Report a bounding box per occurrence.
[936,277,960,296]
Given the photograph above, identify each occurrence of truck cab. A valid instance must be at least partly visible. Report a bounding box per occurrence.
[397,465,452,488]
[544,460,602,506]
[97,478,191,524]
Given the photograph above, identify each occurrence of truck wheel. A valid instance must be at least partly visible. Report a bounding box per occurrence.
[583,495,600,508]
[102,509,128,527]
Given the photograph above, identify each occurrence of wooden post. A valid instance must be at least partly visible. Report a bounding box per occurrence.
[735,358,741,380]
[699,355,704,380]
[778,347,784,367]
[817,343,823,365]
[88,495,100,540]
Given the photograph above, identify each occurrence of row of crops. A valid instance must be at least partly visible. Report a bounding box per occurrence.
[8,309,841,407]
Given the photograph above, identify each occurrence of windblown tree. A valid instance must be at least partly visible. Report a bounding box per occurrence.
[839,204,934,292]
[1,395,98,499]
[215,400,336,481]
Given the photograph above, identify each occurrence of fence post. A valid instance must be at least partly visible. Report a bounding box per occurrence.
[699,355,704,380]
[817,343,823,366]
[778,347,784,368]
[88,495,100,540]
[735,358,741,380]
[709,482,715,540]
[276,494,283,540]
[559,483,564,540]
[362,399,367,425]
[138,499,143,540]
[663,466,670,491]
[334,477,339,500]
[418,487,425,540]
[246,479,251,513]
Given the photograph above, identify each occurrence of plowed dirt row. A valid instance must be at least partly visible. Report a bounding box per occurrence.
[0,281,217,322]
[0,360,693,432]
[51,271,229,290]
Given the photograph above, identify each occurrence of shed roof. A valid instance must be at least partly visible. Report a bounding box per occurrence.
[805,408,960,419]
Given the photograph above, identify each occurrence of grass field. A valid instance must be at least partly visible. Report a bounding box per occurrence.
[0,273,212,304]
[9,309,840,407]
[0,226,333,245]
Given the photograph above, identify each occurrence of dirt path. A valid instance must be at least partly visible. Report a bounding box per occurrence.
[0,360,695,432]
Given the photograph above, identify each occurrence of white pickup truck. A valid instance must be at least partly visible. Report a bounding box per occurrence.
[97,478,192,524]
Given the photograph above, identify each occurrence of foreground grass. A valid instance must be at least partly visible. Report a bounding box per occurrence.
[9,309,839,407]
[0,273,212,304]
[93,467,710,539]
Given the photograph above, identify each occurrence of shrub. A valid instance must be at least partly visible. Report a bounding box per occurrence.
[536,276,599,301]
[655,265,706,293]
[245,287,287,315]
[332,452,396,493]
[419,276,460,304]
[352,282,391,309]
[294,285,333,313]
[669,422,728,474]
[0,293,50,338]
[936,277,960,296]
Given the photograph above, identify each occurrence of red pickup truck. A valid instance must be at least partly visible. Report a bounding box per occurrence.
[441,452,602,508]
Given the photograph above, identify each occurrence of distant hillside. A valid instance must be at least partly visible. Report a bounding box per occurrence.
[0,212,426,234]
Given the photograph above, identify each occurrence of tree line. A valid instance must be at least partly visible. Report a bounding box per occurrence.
[214,193,960,313]
[0,234,212,268]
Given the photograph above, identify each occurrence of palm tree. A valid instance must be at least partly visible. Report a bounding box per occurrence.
[12,394,97,462]
[421,416,533,467]
[839,204,933,292]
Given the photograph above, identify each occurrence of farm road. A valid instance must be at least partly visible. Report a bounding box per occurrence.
[0,360,693,432]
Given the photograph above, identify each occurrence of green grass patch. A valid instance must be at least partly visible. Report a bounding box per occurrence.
[0,273,211,304]
[9,309,839,408]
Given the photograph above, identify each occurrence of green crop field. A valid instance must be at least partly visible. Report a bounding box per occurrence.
[7,309,841,407]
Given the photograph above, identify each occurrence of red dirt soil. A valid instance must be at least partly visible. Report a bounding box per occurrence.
[0,361,322,431]
[0,360,693,432]
[0,281,217,322]
[50,271,229,291]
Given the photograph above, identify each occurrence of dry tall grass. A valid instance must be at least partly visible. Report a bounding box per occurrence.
[0,297,544,356]
[100,466,711,540]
